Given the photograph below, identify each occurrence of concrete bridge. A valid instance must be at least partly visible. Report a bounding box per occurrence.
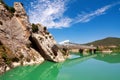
[57,42,97,54]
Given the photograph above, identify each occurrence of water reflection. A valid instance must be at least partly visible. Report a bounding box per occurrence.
[0,62,63,80]
[0,53,120,80]
[0,54,97,80]
[94,53,120,63]
[64,54,97,66]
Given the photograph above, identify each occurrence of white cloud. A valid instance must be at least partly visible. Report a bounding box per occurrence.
[28,0,120,28]
[28,0,72,28]
[74,5,112,23]
[74,2,120,23]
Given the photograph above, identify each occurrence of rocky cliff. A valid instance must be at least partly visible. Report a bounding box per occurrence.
[0,1,65,74]
[31,24,65,62]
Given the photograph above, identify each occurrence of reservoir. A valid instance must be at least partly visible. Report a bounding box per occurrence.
[0,53,120,80]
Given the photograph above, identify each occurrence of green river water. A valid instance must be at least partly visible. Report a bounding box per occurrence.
[0,53,120,80]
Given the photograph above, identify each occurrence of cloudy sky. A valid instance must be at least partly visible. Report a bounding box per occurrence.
[4,0,120,43]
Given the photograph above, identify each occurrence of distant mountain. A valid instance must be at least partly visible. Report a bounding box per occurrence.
[85,37,120,46]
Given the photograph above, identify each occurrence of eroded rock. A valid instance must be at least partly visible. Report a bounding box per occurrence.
[0,2,44,74]
[0,1,65,74]
[31,24,65,62]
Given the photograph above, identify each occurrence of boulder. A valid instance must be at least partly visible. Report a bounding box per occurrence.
[31,24,65,62]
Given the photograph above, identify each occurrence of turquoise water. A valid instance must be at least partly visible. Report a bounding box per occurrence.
[1,53,120,80]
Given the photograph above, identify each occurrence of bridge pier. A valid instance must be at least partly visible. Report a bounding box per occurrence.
[79,49,96,55]
[94,49,96,54]
[79,49,88,55]
[89,49,94,54]
[79,49,84,53]
[89,49,96,54]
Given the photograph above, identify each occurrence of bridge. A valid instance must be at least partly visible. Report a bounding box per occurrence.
[57,42,97,54]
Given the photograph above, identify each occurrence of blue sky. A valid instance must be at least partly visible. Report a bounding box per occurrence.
[4,0,120,44]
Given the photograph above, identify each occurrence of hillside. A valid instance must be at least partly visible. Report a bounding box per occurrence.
[86,37,120,47]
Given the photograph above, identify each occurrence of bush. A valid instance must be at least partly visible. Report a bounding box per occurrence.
[4,4,9,10]
[32,24,39,33]
[8,7,15,13]
[1,52,12,65]
[0,0,4,4]
[12,57,19,62]
[111,46,120,52]
[0,45,13,66]
[1,0,15,13]
[44,27,47,31]
[5,5,15,13]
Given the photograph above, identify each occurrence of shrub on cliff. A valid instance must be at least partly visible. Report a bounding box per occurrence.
[0,45,12,66]
[8,7,15,13]
[0,0,4,4]
[4,4,15,13]
[32,24,38,33]
[0,0,15,13]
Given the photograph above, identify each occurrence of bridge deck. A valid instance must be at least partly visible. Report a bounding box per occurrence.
[57,43,96,50]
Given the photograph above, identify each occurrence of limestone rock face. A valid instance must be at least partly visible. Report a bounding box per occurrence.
[0,1,65,74]
[0,2,44,74]
[31,24,65,62]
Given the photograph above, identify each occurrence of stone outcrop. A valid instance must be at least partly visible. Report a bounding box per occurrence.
[0,2,44,74]
[0,1,65,74]
[31,24,65,62]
